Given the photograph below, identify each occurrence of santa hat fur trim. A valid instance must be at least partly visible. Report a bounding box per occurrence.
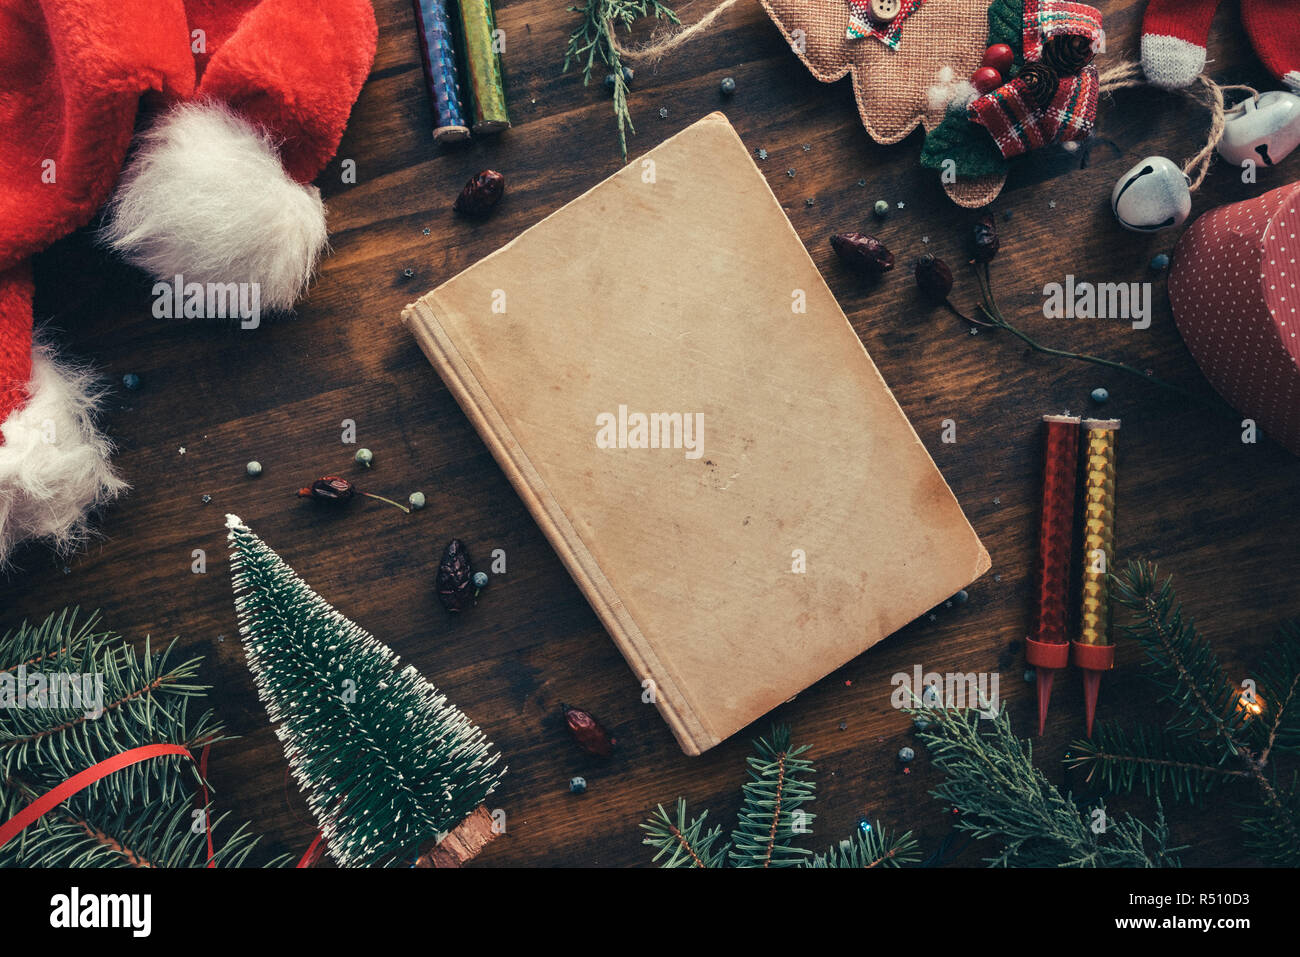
[100,101,328,313]
[0,344,126,565]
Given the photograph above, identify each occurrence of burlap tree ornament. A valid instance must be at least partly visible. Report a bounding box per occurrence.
[758,0,1006,207]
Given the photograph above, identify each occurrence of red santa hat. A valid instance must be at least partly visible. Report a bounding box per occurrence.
[0,0,376,563]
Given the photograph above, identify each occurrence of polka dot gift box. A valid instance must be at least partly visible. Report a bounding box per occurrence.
[1169,181,1300,454]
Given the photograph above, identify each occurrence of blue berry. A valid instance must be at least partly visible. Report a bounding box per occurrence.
[720,76,736,95]
[1150,253,1170,271]
[857,816,872,834]
[1024,668,1036,683]
[604,73,616,91]
[569,776,587,794]
[122,373,140,390]
[408,491,426,510]
[913,715,932,732]
[622,66,634,83]
[898,746,915,763]
[953,589,969,604]
[1091,387,1110,404]
[355,448,373,467]
[246,461,263,478]
[873,199,890,217]
[472,571,489,589]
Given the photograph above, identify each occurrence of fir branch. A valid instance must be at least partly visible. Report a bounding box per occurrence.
[1110,561,1248,750]
[1069,723,1249,802]
[641,798,727,867]
[728,724,815,868]
[563,0,680,160]
[1252,621,1300,762]
[915,706,1182,867]
[809,823,920,868]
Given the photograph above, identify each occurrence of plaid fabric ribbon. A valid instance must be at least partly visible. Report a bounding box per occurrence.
[1022,0,1104,63]
[969,0,1102,159]
[846,0,925,48]
[969,64,1099,158]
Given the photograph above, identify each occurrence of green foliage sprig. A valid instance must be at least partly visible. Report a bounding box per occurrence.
[915,705,1182,867]
[564,0,679,160]
[642,724,919,868]
[1068,561,1300,866]
[0,609,279,868]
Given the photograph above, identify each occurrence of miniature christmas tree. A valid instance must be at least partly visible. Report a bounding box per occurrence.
[225,515,505,867]
[642,724,919,868]
[0,609,276,867]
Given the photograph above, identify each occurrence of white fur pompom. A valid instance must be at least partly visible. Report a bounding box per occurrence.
[0,346,127,565]
[101,102,328,313]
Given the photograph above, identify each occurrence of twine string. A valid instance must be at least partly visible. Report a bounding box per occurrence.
[607,0,742,64]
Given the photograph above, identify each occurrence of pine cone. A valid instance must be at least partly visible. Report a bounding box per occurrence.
[1041,34,1095,76]
[1019,62,1059,109]
[436,539,477,612]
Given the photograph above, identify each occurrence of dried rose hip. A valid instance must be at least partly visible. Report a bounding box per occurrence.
[561,703,614,757]
[453,170,506,216]
[297,476,355,503]
[831,232,895,278]
[914,254,954,302]
[436,538,477,612]
[972,214,1000,263]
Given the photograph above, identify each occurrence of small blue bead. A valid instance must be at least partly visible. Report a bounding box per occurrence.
[1150,253,1170,271]
[1091,387,1110,404]
[569,776,587,794]
[898,746,915,763]
[472,571,489,589]
[122,373,140,390]
[720,76,736,95]
[857,816,872,834]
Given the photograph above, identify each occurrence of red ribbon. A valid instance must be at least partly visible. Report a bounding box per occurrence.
[0,743,193,852]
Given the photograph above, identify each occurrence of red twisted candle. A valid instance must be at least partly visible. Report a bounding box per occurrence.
[1025,414,1080,734]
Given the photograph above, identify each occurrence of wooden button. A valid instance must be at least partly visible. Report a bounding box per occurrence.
[870,0,901,22]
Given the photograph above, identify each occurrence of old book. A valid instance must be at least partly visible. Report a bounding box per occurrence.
[402,112,989,755]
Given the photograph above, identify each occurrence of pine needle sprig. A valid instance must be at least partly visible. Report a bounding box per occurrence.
[915,705,1182,867]
[0,609,281,868]
[0,612,225,810]
[563,0,680,160]
[1073,723,1248,802]
[728,724,816,867]
[642,798,728,867]
[642,723,915,869]
[1067,561,1300,865]
[808,822,921,868]
[1110,561,1247,749]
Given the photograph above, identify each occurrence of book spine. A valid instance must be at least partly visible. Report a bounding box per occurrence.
[400,296,715,755]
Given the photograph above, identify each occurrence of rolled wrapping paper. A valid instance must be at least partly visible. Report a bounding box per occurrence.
[456,0,510,134]
[412,0,470,142]
[1169,180,1300,455]
[1074,418,1119,738]
[1024,414,1080,735]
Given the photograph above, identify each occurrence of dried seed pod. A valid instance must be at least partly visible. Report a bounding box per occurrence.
[561,703,614,757]
[297,476,355,503]
[914,254,954,302]
[453,169,506,216]
[1018,62,1059,109]
[972,214,1000,263]
[436,538,477,612]
[1041,34,1095,76]
[831,232,895,277]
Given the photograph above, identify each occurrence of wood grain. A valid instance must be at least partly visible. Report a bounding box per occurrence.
[3,0,1297,867]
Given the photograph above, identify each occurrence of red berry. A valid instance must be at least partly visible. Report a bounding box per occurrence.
[981,43,1015,74]
[971,66,1003,94]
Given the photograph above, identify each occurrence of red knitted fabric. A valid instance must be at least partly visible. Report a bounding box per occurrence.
[1242,0,1300,91]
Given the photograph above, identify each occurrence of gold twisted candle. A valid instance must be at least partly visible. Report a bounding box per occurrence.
[1079,419,1119,646]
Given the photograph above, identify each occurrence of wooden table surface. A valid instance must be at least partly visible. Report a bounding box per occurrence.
[3,0,1297,867]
